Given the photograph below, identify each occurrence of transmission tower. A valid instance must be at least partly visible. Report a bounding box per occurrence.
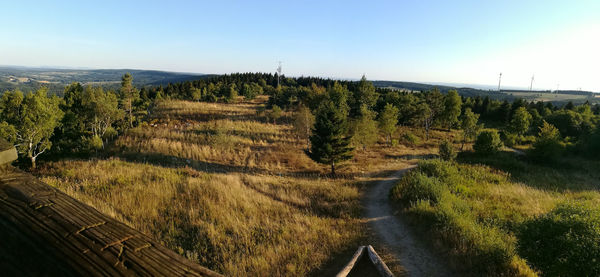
[276,61,282,87]
[529,75,534,91]
[497,73,502,91]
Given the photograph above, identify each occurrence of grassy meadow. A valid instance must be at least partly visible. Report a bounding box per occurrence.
[37,97,454,276]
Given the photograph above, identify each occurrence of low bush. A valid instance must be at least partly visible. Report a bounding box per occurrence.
[520,135,536,145]
[439,140,456,161]
[417,159,460,181]
[85,135,104,151]
[501,131,518,147]
[473,130,503,155]
[391,170,445,204]
[401,132,421,146]
[582,127,600,159]
[528,121,564,162]
[518,201,600,276]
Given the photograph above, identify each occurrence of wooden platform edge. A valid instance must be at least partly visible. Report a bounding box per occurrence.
[336,245,395,277]
[335,245,366,277]
[0,143,17,166]
[366,245,395,277]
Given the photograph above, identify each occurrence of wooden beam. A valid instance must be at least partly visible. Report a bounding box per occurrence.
[336,245,366,277]
[367,245,394,277]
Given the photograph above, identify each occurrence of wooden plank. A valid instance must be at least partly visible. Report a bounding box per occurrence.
[366,245,395,277]
[336,246,366,277]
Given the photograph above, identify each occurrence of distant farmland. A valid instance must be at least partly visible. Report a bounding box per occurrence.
[501,91,597,104]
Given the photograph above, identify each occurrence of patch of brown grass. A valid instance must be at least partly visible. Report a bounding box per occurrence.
[40,159,362,276]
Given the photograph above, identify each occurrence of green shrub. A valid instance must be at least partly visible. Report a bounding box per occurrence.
[583,127,600,159]
[418,159,459,181]
[474,130,503,155]
[85,135,104,151]
[528,121,564,162]
[521,135,536,145]
[501,131,518,147]
[266,105,283,124]
[518,201,600,276]
[391,171,445,204]
[439,140,456,161]
[401,132,421,146]
[103,126,118,141]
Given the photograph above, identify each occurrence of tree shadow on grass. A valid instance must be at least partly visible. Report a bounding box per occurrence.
[115,151,268,175]
[153,111,263,123]
[114,151,369,181]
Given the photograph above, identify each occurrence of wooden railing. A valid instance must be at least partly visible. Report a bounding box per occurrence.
[336,245,394,277]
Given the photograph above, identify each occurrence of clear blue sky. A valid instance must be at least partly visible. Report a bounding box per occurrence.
[2,0,599,91]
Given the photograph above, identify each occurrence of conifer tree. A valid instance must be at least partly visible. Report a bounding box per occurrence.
[353,75,378,114]
[119,73,139,128]
[308,101,353,174]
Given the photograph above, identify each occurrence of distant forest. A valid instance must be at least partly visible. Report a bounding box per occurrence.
[2,67,596,104]
[1,72,599,169]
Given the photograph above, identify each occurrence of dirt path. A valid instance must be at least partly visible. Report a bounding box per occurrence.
[365,166,454,277]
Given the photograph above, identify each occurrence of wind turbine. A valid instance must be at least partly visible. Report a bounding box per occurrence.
[497,73,502,91]
[529,75,534,91]
[276,61,282,87]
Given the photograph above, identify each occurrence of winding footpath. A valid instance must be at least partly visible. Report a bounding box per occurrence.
[364,166,454,277]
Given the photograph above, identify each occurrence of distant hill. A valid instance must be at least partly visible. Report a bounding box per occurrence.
[0,66,206,95]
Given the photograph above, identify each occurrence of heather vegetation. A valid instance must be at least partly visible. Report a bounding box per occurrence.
[2,71,600,276]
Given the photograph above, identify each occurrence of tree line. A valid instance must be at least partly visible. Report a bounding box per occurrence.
[1,72,599,171]
[0,73,149,168]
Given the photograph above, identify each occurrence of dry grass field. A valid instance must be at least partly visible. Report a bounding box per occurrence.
[37,97,460,276]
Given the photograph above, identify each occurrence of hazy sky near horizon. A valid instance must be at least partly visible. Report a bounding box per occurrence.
[2,0,599,91]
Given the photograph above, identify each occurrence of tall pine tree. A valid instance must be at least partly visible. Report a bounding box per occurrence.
[308,101,353,175]
[119,73,139,128]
